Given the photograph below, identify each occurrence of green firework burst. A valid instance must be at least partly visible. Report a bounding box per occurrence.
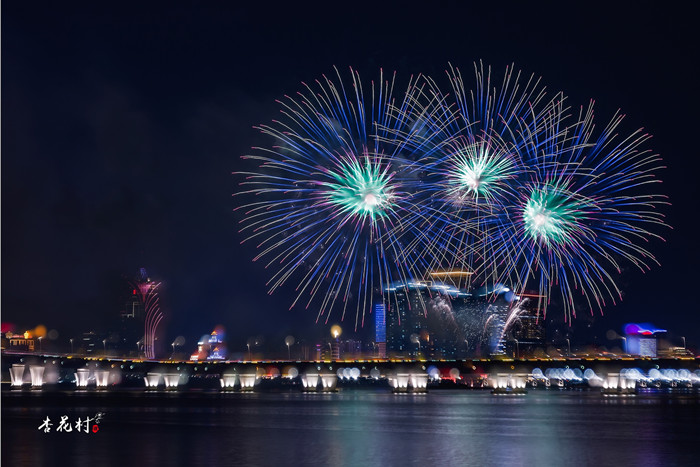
[523,184,594,246]
[446,141,515,203]
[325,157,394,221]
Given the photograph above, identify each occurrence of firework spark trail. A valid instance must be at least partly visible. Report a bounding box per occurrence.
[488,98,669,322]
[380,63,564,286]
[236,67,431,328]
[236,64,669,326]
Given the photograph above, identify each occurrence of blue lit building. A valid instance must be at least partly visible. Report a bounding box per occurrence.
[374,303,386,358]
[190,327,227,361]
[624,323,666,357]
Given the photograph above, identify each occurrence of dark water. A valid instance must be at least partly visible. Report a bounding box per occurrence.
[3,389,699,466]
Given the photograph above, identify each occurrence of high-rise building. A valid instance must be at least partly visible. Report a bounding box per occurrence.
[342,339,363,359]
[190,327,227,361]
[385,283,430,357]
[119,287,145,356]
[331,340,340,360]
[384,280,532,358]
[506,294,546,358]
[116,268,164,359]
[300,342,311,360]
[624,323,665,357]
[81,331,100,355]
[317,342,333,360]
[385,281,465,358]
[374,303,386,358]
[436,283,515,357]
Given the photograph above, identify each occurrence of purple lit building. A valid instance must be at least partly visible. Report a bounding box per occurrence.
[624,323,666,357]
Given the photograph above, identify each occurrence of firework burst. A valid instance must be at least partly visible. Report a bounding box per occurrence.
[236,63,668,326]
[381,63,561,285]
[236,68,427,328]
[486,100,669,321]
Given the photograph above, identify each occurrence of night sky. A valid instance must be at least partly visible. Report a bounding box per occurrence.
[2,2,698,352]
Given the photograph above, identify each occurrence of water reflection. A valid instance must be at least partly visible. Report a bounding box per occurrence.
[3,390,699,466]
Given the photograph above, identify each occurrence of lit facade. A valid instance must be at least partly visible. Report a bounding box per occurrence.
[386,284,429,357]
[384,281,465,358]
[81,331,99,354]
[127,268,163,359]
[190,327,227,361]
[374,303,387,358]
[505,294,546,357]
[4,331,36,352]
[624,323,666,357]
[119,288,145,356]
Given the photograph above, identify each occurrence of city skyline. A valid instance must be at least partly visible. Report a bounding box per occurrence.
[2,2,698,350]
[1,266,691,362]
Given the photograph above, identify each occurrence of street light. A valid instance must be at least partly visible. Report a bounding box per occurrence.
[38,336,43,354]
[285,335,295,360]
[171,342,176,359]
[681,336,686,349]
[619,336,627,354]
[565,338,571,357]
[70,338,74,354]
[514,339,519,359]
[102,339,107,354]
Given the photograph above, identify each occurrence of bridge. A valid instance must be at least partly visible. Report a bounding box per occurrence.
[3,352,699,394]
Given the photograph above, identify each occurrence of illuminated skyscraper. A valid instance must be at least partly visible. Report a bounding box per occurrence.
[624,323,665,357]
[386,283,429,356]
[122,268,163,359]
[374,303,386,358]
[448,284,516,357]
[383,280,522,358]
[506,294,546,357]
[190,327,227,361]
[120,287,144,356]
[81,331,99,355]
[385,281,464,357]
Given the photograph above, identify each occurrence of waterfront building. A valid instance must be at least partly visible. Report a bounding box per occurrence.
[190,327,227,361]
[81,331,100,354]
[505,293,546,358]
[299,342,311,360]
[331,340,340,360]
[342,339,363,359]
[374,303,387,358]
[383,279,544,358]
[385,282,430,357]
[3,331,36,352]
[385,281,465,358]
[624,323,666,357]
[117,268,163,358]
[119,287,145,356]
[450,284,514,356]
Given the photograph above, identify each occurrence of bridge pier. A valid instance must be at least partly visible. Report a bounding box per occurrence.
[9,364,25,388]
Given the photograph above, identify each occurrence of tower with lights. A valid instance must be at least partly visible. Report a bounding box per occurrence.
[121,268,163,359]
